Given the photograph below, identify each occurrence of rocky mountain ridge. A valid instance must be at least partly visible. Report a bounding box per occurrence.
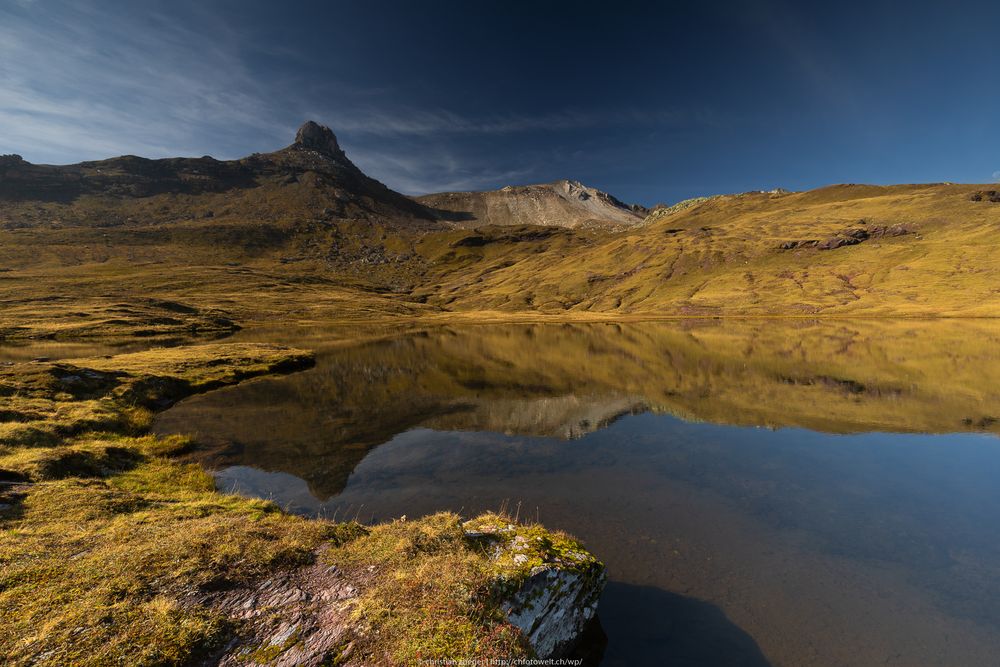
[0,121,434,226]
[0,121,644,233]
[418,178,649,230]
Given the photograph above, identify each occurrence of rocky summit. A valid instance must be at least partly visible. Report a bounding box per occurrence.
[294,120,344,157]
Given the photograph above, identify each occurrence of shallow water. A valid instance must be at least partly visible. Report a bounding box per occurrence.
[152,319,1000,666]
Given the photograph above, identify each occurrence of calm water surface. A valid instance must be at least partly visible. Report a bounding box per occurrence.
[151,320,1000,666]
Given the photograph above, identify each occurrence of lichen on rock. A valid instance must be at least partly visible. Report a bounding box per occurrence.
[464,513,607,659]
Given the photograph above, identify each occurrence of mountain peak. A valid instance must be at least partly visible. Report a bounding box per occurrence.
[294,121,342,157]
[417,179,648,230]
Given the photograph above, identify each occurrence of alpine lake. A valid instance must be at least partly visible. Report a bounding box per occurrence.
[15,318,998,667]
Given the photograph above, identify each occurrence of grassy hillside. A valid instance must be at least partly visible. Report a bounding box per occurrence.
[2,124,999,322]
[417,184,1000,316]
[7,182,996,326]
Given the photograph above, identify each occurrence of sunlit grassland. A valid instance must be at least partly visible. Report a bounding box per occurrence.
[2,183,998,345]
[0,343,593,665]
[415,183,1000,316]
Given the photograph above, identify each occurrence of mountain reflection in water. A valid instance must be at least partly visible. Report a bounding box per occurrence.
[154,319,1000,666]
[156,319,999,499]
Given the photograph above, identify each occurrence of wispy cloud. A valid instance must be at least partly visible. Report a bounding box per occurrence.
[0,1,289,162]
[739,0,862,116]
[348,144,539,195]
[0,1,710,194]
[312,106,716,138]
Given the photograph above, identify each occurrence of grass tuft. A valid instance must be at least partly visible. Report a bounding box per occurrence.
[327,513,531,664]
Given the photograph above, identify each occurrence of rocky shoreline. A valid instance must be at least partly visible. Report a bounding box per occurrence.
[0,342,605,665]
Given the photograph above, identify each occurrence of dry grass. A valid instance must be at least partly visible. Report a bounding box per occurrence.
[327,511,601,664]
[0,294,238,342]
[0,342,599,666]
[2,183,999,344]
[0,436,332,666]
[0,343,324,664]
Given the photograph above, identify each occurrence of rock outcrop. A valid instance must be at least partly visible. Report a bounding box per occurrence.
[779,222,913,251]
[293,121,343,158]
[206,548,358,667]
[417,179,648,230]
[969,190,1000,203]
[465,518,606,659]
[202,520,606,665]
[502,561,605,658]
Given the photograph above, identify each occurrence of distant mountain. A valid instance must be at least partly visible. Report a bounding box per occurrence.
[2,121,999,322]
[416,179,648,230]
[0,120,436,228]
[0,125,648,233]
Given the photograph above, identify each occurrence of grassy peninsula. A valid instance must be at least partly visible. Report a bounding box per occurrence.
[0,343,602,665]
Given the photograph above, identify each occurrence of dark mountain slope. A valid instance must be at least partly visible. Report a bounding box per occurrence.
[0,121,436,227]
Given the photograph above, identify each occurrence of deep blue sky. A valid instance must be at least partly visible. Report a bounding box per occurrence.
[1,0,998,205]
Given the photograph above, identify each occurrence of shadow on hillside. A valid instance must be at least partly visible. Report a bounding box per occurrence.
[423,206,477,223]
[594,581,773,667]
[0,155,261,203]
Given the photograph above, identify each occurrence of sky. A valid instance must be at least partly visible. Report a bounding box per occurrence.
[1,0,998,205]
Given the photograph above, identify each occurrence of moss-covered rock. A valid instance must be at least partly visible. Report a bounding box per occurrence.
[464,513,606,658]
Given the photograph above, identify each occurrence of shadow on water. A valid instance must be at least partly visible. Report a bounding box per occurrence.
[594,582,772,667]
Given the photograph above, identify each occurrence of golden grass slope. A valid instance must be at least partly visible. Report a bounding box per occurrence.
[417,183,1000,316]
[1,179,998,321]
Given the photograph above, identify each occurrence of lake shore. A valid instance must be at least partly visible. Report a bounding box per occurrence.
[0,341,605,666]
